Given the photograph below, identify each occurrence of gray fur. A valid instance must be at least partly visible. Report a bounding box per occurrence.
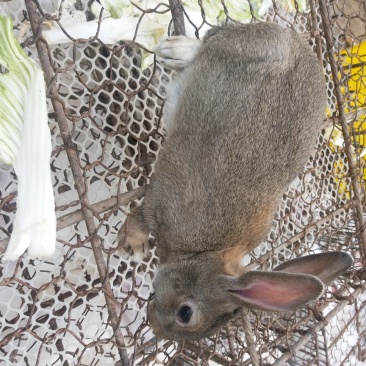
[118,23,352,340]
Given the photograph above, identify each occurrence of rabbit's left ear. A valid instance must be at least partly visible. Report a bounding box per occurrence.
[273,252,353,285]
[222,270,324,312]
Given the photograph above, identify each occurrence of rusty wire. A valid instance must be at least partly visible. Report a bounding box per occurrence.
[0,0,365,365]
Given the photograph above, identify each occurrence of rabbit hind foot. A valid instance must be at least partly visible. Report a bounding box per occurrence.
[154,36,202,70]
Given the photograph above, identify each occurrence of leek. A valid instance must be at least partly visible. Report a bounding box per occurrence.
[0,16,56,260]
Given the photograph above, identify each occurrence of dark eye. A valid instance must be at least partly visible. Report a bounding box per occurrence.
[178,305,193,323]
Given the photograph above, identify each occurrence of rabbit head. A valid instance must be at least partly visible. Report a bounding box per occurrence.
[147,252,353,340]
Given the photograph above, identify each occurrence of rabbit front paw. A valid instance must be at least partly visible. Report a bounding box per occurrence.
[117,212,150,261]
[122,233,150,262]
[154,36,202,70]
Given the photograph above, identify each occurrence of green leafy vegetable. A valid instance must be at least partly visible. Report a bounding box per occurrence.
[99,0,131,19]
[43,0,309,70]
[0,16,56,260]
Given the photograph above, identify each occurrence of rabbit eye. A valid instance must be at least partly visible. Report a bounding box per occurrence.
[177,305,193,323]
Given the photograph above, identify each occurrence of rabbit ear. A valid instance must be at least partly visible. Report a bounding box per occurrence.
[273,252,353,285]
[222,270,324,312]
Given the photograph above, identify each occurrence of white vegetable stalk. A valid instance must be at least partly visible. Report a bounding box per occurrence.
[0,16,56,260]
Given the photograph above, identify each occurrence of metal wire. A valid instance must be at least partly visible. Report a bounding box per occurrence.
[0,0,365,365]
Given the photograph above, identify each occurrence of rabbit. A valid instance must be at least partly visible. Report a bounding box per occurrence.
[118,22,353,340]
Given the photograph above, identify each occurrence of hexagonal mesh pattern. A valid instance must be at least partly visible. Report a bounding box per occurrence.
[0,0,365,365]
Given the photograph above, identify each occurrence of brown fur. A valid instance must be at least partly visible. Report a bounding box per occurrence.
[220,245,249,276]
[118,23,352,341]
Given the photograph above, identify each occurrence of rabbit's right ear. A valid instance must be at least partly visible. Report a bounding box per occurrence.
[273,252,353,285]
[221,270,325,312]
[222,252,353,312]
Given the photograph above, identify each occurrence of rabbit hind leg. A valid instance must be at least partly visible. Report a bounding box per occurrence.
[154,36,202,70]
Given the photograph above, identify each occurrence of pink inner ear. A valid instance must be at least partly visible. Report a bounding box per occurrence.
[230,281,318,311]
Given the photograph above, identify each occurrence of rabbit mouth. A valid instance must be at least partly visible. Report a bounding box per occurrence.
[200,307,241,339]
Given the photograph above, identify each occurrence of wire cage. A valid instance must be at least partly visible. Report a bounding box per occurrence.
[0,0,365,365]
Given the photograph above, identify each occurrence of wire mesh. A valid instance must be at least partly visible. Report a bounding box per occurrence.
[0,0,365,365]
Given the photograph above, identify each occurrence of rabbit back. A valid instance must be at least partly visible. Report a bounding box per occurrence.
[143,23,326,261]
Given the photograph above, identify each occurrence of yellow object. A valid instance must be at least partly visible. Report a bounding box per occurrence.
[342,40,366,178]
[326,40,366,199]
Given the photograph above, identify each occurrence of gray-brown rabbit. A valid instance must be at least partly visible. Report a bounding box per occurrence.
[118,23,353,340]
